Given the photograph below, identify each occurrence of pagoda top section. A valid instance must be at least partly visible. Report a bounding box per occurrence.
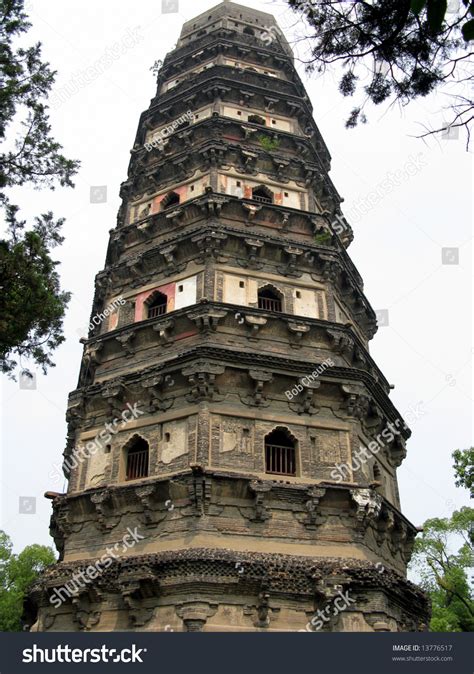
[177,0,293,58]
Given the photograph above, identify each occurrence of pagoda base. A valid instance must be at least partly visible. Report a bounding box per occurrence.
[27,548,429,632]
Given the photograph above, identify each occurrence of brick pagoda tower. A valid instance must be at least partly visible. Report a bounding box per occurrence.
[29,0,428,632]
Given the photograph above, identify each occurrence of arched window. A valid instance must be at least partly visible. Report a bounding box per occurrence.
[161,191,180,211]
[125,436,149,481]
[243,26,255,36]
[252,184,273,204]
[248,114,266,126]
[265,427,296,476]
[258,285,283,312]
[146,291,168,319]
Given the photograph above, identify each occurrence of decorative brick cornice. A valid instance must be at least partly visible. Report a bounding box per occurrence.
[29,547,429,630]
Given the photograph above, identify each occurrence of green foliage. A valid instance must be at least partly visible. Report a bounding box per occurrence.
[288,0,474,143]
[0,0,79,376]
[258,135,280,151]
[410,507,474,632]
[452,447,474,498]
[314,230,333,245]
[0,206,71,375]
[0,530,55,631]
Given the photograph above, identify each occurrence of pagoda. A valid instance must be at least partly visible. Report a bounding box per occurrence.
[28,0,428,632]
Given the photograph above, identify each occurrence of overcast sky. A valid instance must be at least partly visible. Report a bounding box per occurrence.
[1,0,472,569]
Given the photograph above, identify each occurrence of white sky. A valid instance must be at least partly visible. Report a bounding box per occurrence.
[0,0,472,569]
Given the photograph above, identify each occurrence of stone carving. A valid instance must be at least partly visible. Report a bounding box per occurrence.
[200,193,230,216]
[327,329,355,359]
[101,379,125,419]
[304,486,327,526]
[317,430,347,465]
[287,320,310,347]
[350,488,382,538]
[125,253,143,279]
[388,436,408,468]
[242,370,273,407]
[72,595,101,632]
[389,521,409,557]
[192,231,228,262]
[187,305,228,333]
[82,341,103,372]
[249,480,272,522]
[242,202,262,222]
[119,575,158,628]
[134,485,157,527]
[141,373,173,412]
[375,507,396,547]
[255,592,271,628]
[152,318,175,347]
[90,490,120,531]
[176,602,218,632]
[243,314,267,340]
[158,244,185,276]
[341,385,371,420]
[115,330,136,357]
[183,362,225,402]
[292,384,321,417]
[239,238,264,268]
[277,246,304,278]
[189,464,212,516]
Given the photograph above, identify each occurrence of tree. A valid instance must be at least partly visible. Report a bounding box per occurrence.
[453,447,474,497]
[0,530,55,631]
[0,0,79,376]
[0,207,72,376]
[287,0,474,146]
[410,507,474,631]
